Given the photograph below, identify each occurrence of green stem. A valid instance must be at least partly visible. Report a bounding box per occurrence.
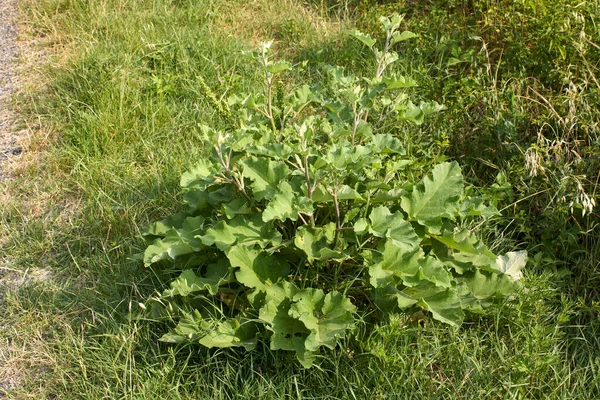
[332,189,341,247]
[265,72,277,133]
[303,155,316,227]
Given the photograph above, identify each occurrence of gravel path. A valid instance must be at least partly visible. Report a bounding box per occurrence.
[0,0,25,181]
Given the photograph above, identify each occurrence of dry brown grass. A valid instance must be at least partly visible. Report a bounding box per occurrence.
[0,3,81,397]
[0,299,73,399]
[213,0,345,55]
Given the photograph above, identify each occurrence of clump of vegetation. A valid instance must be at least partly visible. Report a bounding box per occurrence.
[142,15,525,367]
[5,0,599,397]
[349,0,599,305]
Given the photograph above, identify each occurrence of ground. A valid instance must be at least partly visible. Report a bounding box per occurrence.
[0,0,49,396]
[0,0,28,181]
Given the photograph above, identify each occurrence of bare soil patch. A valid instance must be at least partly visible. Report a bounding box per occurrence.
[0,1,57,397]
[0,0,29,182]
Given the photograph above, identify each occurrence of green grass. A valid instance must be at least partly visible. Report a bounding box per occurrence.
[1,0,599,398]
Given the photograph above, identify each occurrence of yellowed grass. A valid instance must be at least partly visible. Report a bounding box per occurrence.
[213,0,345,55]
[0,307,73,399]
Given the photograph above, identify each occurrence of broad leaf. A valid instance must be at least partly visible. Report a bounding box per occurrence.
[401,162,463,231]
[372,188,407,203]
[458,197,499,218]
[368,206,419,251]
[247,143,294,160]
[369,242,419,288]
[372,284,419,311]
[391,30,417,45]
[294,224,343,261]
[143,216,205,266]
[222,198,253,219]
[142,213,188,238]
[266,60,292,74]
[404,284,464,326]
[183,184,234,212]
[198,317,258,351]
[227,246,290,291]
[289,289,356,351]
[369,241,452,289]
[180,159,216,187]
[159,310,211,343]
[418,289,464,327]
[370,134,406,154]
[162,262,232,297]
[346,29,376,48]
[258,282,314,367]
[431,230,497,270]
[336,185,365,201]
[458,269,515,300]
[382,75,417,89]
[262,181,313,222]
[201,214,281,251]
[241,157,290,200]
[494,251,527,280]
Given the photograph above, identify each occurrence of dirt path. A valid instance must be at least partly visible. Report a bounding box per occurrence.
[0,0,26,182]
[1,0,27,396]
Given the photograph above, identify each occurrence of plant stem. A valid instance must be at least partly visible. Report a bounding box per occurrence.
[215,145,254,205]
[332,189,342,247]
[265,71,277,132]
[303,154,316,227]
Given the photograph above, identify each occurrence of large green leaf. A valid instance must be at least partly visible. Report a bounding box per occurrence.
[159,310,210,343]
[458,196,499,218]
[241,156,290,200]
[369,241,419,288]
[401,162,463,231]
[370,134,406,153]
[201,221,236,251]
[161,262,232,298]
[289,289,356,352]
[372,284,419,311]
[221,198,253,219]
[227,246,290,291]
[294,224,344,261]
[201,214,282,251]
[368,206,419,251]
[311,184,365,203]
[418,289,464,327]
[369,241,452,289]
[324,142,373,171]
[160,310,258,351]
[404,284,464,326]
[142,212,188,239]
[183,185,234,212]
[246,143,294,160]
[336,185,365,201]
[494,251,527,280]
[390,30,417,45]
[258,282,315,368]
[262,181,313,222]
[197,317,258,351]
[265,60,292,74]
[180,159,216,188]
[431,230,497,272]
[143,239,177,266]
[346,29,376,48]
[143,216,205,266]
[381,76,417,90]
[458,269,515,300]
[406,256,453,288]
[162,311,258,351]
